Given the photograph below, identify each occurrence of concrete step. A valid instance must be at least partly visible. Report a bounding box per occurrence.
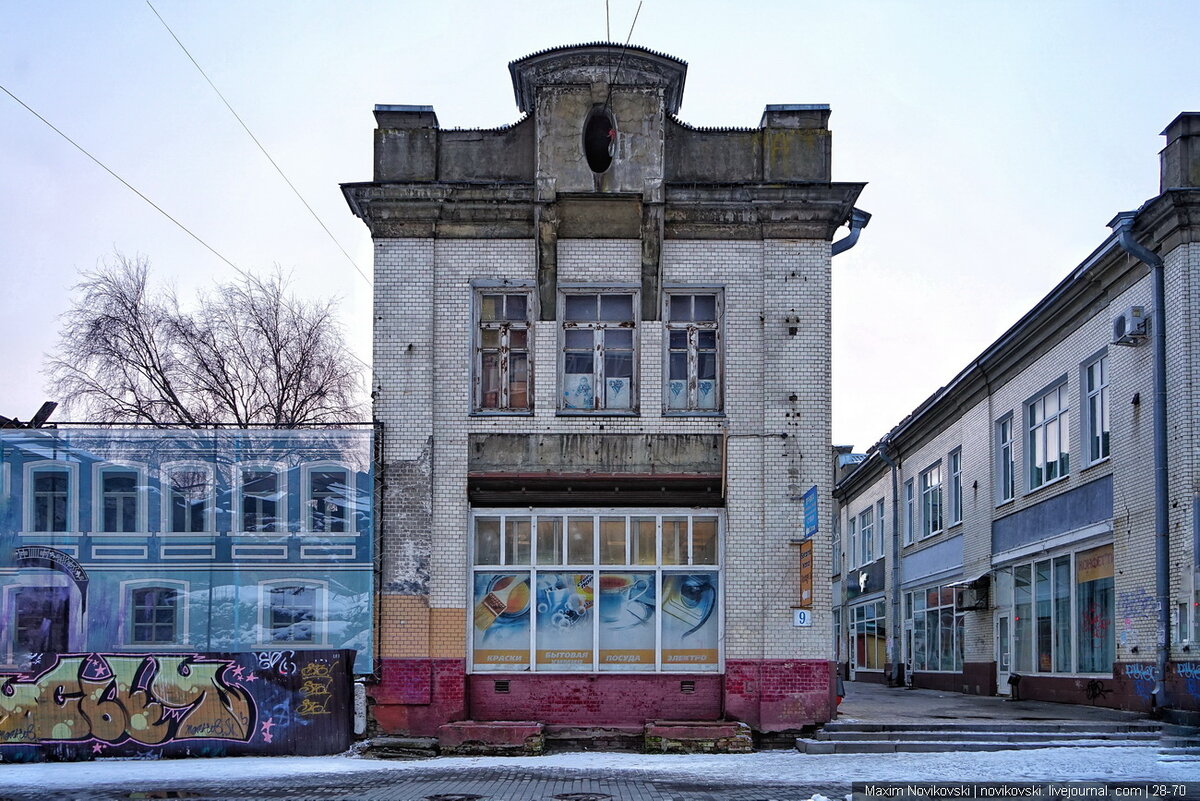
[797,738,1161,754]
[812,730,1159,743]
[352,736,439,759]
[823,722,1161,734]
[544,724,644,752]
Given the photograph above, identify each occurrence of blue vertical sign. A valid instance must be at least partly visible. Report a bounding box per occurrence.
[802,485,819,540]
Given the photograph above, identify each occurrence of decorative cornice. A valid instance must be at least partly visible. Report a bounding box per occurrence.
[508,43,688,115]
[342,180,865,241]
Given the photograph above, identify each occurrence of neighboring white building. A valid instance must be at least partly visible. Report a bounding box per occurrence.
[344,43,867,737]
[833,113,1200,715]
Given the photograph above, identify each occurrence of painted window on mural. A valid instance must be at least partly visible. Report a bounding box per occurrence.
[998,543,1112,675]
[560,293,636,411]
[166,468,211,533]
[906,585,963,672]
[851,600,886,671]
[13,586,69,653]
[471,510,720,673]
[476,292,531,412]
[1084,355,1110,464]
[241,468,281,532]
[665,292,721,412]
[308,468,350,533]
[131,587,178,645]
[100,468,139,533]
[31,468,70,533]
[268,585,316,643]
[1028,383,1069,490]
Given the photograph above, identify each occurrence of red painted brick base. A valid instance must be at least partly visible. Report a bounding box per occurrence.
[370,658,836,735]
[724,659,836,732]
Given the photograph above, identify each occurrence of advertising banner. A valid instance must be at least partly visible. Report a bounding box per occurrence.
[535,572,594,669]
[662,573,719,667]
[472,572,532,670]
[598,571,655,669]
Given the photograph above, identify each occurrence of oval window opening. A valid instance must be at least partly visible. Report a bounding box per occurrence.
[583,106,616,174]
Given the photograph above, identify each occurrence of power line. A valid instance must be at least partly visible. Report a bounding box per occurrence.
[0,82,242,274]
[0,82,372,375]
[147,1,372,289]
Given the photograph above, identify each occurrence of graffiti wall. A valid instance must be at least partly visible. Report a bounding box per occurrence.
[0,649,353,761]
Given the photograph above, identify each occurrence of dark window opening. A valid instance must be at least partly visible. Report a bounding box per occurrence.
[583,106,616,174]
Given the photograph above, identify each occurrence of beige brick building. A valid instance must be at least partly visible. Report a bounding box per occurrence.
[833,113,1200,714]
[343,43,867,737]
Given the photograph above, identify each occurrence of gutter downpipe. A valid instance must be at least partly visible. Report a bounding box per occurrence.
[832,208,872,256]
[877,438,902,687]
[1110,210,1169,713]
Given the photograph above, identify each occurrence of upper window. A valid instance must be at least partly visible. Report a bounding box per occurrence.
[476,291,531,412]
[858,507,874,565]
[1028,383,1069,490]
[30,467,70,533]
[996,416,1015,504]
[99,467,140,533]
[560,292,636,412]
[165,466,213,533]
[1084,355,1110,465]
[240,467,283,533]
[848,515,858,568]
[665,292,721,412]
[875,499,886,558]
[130,586,179,645]
[307,467,351,533]
[920,463,943,538]
[903,480,915,545]
[948,449,962,526]
[268,584,318,643]
[831,515,842,576]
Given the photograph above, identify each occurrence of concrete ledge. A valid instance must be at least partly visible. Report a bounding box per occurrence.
[437,721,545,756]
[645,720,753,753]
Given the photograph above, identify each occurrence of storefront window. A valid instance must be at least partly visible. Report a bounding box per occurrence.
[904,583,964,672]
[1076,544,1114,673]
[471,510,720,673]
[852,600,887,671]
[996,544,1114,675]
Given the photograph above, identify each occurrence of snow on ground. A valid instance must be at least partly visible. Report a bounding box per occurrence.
[0,746,1189,791]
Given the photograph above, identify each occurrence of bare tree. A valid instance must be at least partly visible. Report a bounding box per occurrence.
[47,254,364,426]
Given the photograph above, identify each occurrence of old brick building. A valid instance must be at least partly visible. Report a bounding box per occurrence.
[343,43,866,739]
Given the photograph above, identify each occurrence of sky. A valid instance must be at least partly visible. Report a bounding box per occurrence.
[2,1,1198,450]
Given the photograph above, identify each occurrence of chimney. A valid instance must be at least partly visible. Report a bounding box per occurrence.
[1160,112,1200,191]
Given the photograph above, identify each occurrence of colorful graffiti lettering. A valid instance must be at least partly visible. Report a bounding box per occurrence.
[296,660,333,716]
[254,650,297,676]
[0,654,255,746]
[1175,662,1200,681]
[1123,663,1158,682]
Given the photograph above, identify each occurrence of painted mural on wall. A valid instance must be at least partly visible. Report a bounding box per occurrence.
[0,428,374,674]
[0,649,352,761]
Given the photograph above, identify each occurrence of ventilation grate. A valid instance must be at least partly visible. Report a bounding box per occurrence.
[494,680,510,694]
[680,680,696,694]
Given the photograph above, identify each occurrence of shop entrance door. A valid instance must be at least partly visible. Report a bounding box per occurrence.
[996,613,1011,695]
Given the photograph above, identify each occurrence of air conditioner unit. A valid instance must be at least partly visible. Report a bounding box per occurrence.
[1112,305,1148,346]
[954,586,988,612]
